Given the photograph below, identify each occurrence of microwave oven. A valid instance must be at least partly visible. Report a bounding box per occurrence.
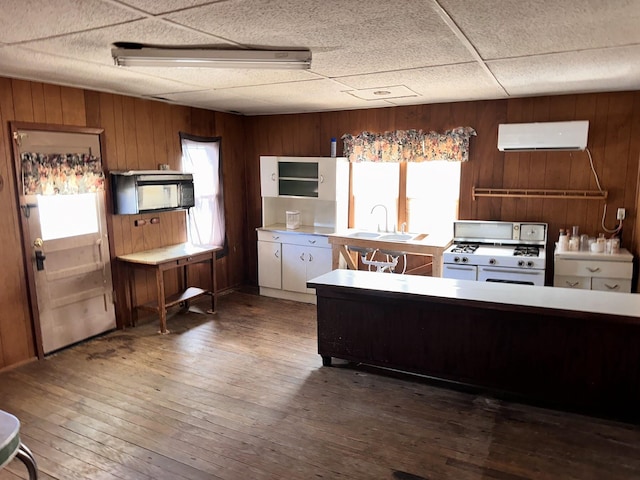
[110,170,195,215]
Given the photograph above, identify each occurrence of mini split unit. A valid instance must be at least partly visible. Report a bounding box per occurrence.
[497,120,589,152]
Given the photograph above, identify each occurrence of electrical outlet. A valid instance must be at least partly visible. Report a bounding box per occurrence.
[617,208,626,220]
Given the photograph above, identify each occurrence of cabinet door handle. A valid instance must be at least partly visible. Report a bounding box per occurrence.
[300,253,305,261]
[275,250,279,259]
[272,235,280,240]
[565,281,580,288]
[271,173,276,181]
[586,267,601,273]
[319,174,324,184]
[308,239,316,244]
[604,283,619,290]
[309,253,313,262]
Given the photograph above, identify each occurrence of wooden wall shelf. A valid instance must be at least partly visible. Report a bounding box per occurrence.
[473,187,608,201]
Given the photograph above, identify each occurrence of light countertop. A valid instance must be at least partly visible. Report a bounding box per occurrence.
[308,269,640,320]
[258,224,337,236]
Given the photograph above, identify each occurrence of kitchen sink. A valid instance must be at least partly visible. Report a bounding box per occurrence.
[378,233,414,242]
[347,231,381,239]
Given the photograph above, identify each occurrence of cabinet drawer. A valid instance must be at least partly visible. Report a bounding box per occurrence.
[553,275,591,289]
[176,253,212,266]
[591,277,632,293]
[257,230,329,247]
[554,258,632,279]
[257,230,284,242]
[283,234,329,248]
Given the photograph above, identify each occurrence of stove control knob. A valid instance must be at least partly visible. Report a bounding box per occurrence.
[518,260,525,267]
[461,257,468,263]
[454,256,460,263]
[488,258,496,265]
[527,261,534,267]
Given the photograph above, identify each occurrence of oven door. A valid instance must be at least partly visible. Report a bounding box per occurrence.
[478,266,545,286]
[443,264,478,281]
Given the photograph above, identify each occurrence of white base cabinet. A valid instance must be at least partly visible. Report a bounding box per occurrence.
[258,229,334,303]
[553,248,633,293]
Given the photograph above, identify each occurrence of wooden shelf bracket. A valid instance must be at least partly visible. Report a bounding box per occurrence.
[473,187,608,201]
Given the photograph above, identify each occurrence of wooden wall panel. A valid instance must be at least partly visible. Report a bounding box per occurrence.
[0,79,35,369]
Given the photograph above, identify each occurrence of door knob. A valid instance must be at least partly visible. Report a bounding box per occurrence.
[34,238,43,248]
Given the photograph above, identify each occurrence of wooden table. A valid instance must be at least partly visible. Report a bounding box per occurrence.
[118,243,221,334]
[0,410,38,479]
[328,230,452,277]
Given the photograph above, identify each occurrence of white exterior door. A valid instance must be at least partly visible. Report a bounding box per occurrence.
[16,128,115,354]
[26,193,116,353]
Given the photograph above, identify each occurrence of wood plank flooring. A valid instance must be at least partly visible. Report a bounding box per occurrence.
[1,290,640,479]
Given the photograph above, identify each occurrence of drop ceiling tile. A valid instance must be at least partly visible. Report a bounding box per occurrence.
[119,0,215,15]
[164,79,392,115]
[439,0,640,59]
[489,45,640,96]
[0,0,143,43]
[164,0,476,76]
[0,45,205,98]
[17,18,229,67]
[338,63,507,104]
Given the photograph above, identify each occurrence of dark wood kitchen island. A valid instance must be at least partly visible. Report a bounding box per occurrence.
[308,270,640,420]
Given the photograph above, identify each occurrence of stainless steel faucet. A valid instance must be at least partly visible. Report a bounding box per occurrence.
[370,204,389,232]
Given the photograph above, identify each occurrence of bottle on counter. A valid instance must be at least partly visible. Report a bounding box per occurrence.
[558,229,569,252]
[330,137,337,157]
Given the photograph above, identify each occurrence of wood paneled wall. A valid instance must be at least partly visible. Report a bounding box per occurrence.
[0,78,247,370]
[244,92,640,288]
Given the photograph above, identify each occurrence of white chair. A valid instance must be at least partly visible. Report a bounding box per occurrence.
[0,410,38,479]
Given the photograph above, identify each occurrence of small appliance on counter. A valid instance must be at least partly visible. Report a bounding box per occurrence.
[443,220,547,286]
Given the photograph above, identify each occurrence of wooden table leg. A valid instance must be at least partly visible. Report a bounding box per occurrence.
[155,268,169,334]
[128,265,138,327]
[432,252,442,277]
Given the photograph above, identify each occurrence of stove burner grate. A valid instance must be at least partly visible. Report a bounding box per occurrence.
[450,244,478,254]
[513,246,540,257]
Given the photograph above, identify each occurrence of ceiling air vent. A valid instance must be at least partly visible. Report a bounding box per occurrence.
[497,120,589,152]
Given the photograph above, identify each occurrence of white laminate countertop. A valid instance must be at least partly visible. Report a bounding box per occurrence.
[308,269,640,319]
[258,224,337,236]
[554,247,633,261]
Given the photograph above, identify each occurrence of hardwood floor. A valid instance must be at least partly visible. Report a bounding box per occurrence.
[1,290,639,480]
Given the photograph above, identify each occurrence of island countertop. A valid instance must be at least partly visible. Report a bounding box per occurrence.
[308,269,640,321]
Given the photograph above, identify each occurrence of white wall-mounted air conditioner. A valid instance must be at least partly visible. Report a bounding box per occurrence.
[497,120,589,152]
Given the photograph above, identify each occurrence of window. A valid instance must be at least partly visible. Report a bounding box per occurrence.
[406,161,460,237]
[352,162,399,232]
[345,127,473,235]
[352,162,460,235]
[180,134,226,249]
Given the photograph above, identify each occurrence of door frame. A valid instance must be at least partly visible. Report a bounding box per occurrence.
[10,122,109,359]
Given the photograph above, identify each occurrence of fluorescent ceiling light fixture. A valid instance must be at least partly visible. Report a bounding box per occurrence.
[112,47,312,70]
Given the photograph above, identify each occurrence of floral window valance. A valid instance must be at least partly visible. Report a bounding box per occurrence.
[342,127,476,163]
[21,152,105,195]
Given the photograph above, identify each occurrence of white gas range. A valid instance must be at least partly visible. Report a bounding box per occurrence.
[443,221,548,286]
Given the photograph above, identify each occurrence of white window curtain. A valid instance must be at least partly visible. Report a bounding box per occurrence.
[180,135,226,251]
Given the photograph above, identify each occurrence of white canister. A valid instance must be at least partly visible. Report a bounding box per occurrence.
[286,210,300,230]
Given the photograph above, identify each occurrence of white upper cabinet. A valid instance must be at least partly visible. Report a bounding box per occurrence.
[260,156,346,201]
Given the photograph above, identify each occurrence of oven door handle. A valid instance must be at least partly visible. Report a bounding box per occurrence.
[445,265,476,270]
[481,267,543,276]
